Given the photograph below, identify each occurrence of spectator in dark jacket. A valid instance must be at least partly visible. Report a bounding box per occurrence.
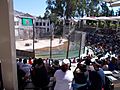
[73,64,88,90]
[32,58,49,90]
[89,70,103,90]
[17,65,26,90]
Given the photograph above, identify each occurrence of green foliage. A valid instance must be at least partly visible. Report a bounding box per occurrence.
[100,2,114,17]
[46,0,77,19]
[44,0,116,36]
[98,21,104,28]
[45,0,114,19]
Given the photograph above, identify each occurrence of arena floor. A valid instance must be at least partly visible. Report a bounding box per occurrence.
[16,38,67,51]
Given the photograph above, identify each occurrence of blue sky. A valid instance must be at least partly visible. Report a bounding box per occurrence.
[13,0,47,17]
[13,0,120,17]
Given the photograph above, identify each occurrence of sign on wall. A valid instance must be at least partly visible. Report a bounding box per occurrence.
[21,18,33,26]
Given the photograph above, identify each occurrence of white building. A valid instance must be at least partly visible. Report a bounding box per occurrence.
[14,10,36,40]
[14,10,54,39]
[35,19,52,38]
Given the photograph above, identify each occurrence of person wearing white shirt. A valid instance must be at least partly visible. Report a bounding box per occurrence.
[17,58,24,69]
[21,59,32,78]
[54,59,74,90]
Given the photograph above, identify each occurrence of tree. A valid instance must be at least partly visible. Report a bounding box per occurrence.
[110,9,114,16]
[43,10,50,19]
[100,2,111,16]
[46,0,77,19]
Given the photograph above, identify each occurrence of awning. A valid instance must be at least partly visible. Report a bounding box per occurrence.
[79,16,120,21]
[110,2,120,7]
[107,0,120,7]
[79,17,97,21]
[110,16,120,20]
[97,16,116,21]
[103,0,119,3]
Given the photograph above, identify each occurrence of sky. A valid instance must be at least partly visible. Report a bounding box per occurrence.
[13,0,47,17]
[13,0,120,17]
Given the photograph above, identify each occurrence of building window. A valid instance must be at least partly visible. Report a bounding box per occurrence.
[43,22,46,26]
[36,22,38,26]
[17,21,19,25]
[14,22,16,26]
[47,22,49,26]
[42,28,46,33]
[40,22,42,26]
[47,28,49,32]
[14,21,19,26]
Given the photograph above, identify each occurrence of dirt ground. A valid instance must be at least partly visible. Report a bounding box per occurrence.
[35,41,68,52]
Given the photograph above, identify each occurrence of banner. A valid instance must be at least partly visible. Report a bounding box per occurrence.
[21,18,33,26]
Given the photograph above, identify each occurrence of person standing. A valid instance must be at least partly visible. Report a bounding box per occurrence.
[21,59,32,79]
[54,59,74,90]
[93,62,105,90]
[32,58,49,90]
[73,63,89,90]
[17,58,23,69]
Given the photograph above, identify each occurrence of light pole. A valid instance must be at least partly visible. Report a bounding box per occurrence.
[78,33,82,59]
[50,34,52,59]
[33,23,35,58]
[66,35,70,59]
[66,24,75,59]
[50,23,54,60]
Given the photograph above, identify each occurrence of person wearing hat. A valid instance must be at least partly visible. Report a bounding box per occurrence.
[54,59,74,90]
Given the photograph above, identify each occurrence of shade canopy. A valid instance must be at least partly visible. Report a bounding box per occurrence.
[110,1,120,7]
[103,0,119,3]
[97,17,113,20]
[79,16,120,21]
[79,17,97,21]
[111,16,120,20]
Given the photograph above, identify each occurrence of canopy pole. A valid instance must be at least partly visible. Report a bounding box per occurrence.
[104,21,106,29]
[116,20,119,32]
[79,20,80,28]
[96,21,99,31]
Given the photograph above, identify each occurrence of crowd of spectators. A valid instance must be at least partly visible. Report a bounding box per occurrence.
[16,54,118,90]
[85,29,120,72]
[86,32,120,56]
[16,29,120,90]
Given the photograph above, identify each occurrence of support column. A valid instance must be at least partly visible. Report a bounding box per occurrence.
[0,0,18,90]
